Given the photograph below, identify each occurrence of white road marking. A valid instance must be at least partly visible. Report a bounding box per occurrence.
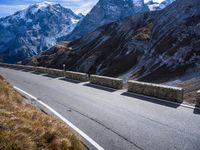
[14,86,105,150]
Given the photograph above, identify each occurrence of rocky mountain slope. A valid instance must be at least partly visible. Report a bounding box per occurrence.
[66,0,149,40]
[23,0,200,83]
[0,2,83,63]
[66,0,174,40]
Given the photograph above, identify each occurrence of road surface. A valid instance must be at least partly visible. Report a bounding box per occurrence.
[0,67,200,150]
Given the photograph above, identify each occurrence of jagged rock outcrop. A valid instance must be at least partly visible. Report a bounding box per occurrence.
[65,0,175,40]
[66,0,149,40]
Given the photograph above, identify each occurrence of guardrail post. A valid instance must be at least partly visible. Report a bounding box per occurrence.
[63,64,66,77]
[197,90,200,106]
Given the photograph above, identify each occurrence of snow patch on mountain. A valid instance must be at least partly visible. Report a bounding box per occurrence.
[144,0,175,11]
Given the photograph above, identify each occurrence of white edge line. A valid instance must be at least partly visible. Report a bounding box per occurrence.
[13,86,104,150]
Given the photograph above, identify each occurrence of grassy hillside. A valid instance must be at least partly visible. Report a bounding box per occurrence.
[0,75,86,150]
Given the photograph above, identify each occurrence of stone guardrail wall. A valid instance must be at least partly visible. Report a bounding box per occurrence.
[128,80,184,103]
[65,71,89,82]
[0,63,88,82]
[0,63,35,71]
[90,75,123,89]
[0,63,185,103]
[23,65,35,71]
[34,67,47,74]
[0,63,14,68]
[197,90,200,106]
[46,68,64,77]
[9,64,23,69]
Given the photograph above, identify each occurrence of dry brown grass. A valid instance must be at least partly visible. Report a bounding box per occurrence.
[134,23,153,41]
[55,44,68,50]
[0,75,86,150]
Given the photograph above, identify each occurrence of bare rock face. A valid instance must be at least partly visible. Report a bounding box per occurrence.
[23,0,200,83]
[65,0,175,41]
[66,0,149,40]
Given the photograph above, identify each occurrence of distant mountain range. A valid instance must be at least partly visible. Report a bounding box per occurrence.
[0,2,83,63]
[0,0,174,63]
[23,0,200,83]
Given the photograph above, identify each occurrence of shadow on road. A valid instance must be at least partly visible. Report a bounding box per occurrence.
[22,69,34,72]
[12,68,22,70]
[13,68,35,73]
[121,92,181,108]
[31,71,45,75]
[42,74,59,78]
[193,106,200,115]
[59,77,81,84]
[84,83,117,92]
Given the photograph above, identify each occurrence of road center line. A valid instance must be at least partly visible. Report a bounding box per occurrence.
[14,86,105,150]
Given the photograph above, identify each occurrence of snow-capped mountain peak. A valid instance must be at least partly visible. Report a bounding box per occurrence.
[28,2,52,14]
[31,1,54,8]
[0,2,83,63]
[27,2,70,15]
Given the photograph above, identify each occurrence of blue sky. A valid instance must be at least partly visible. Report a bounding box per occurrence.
[0,0,98,17]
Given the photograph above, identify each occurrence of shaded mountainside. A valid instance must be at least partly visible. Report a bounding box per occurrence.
[0,2,83,63]
[23,0,200,83]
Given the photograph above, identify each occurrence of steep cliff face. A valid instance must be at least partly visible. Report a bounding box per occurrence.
[66,0,149,40]
[65,0,175,41]
[23,0,200,83]
[0,2,83,63]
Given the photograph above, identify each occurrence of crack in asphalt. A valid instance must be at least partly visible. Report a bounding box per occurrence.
[51,98,199,146]
[53,100,144,150]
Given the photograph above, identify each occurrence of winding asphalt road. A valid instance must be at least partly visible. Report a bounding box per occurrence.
[0,67,200,150]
